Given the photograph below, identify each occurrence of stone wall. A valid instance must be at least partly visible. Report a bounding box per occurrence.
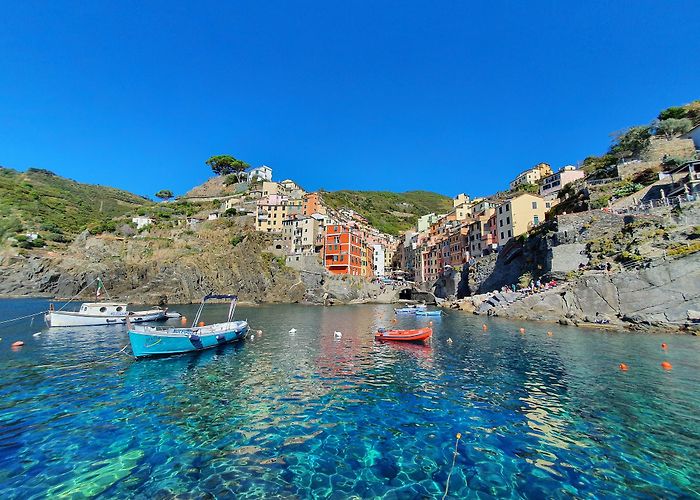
[618,137,696,180]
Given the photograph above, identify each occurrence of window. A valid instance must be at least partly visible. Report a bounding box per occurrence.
[500,232,504,240]
[508,230,512,237]
[498,206,502,214]
[100,307,107,313]
[546,202,551,208]
[506,217,510,224]
[499,220,503,227]
[116,306,123,312]
[533,215,539,225]
[506,204,510,212]
[532,201,538,209]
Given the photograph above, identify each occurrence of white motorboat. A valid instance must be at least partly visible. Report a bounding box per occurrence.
[45,302,167,327]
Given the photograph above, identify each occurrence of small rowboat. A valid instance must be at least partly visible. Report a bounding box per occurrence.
[394,304,428,314]
[375,327,432,343]
[416,310,442,316]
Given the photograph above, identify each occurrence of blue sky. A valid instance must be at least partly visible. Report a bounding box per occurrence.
[1,1,699,199]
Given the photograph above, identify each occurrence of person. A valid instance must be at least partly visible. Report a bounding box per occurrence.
[511,284,516,292]
[606,262,612,273]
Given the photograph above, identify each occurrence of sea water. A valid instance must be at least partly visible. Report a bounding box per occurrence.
[0,298,698,498]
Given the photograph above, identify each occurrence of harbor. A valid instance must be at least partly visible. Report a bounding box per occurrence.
[1,299,698,497]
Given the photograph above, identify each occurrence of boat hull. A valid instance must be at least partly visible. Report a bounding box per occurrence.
[416,311,442,316]
[375,327,432,343]
[128,321,249,358]
[46,309,166,327]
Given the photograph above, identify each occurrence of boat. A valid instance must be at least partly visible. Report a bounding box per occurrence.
[165,311,182,319]
[374,327,432,343]
[127,294,249,358]
[45,302,166,327]
[394,304,428,314]
[415,310,442,316]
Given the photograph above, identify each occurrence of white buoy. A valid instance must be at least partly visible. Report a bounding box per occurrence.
[334,331,342,338]
[250,334,255,340]
[447,338,453,344]
[289,328,297,334]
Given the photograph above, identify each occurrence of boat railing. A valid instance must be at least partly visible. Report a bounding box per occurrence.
[131,321,242,334]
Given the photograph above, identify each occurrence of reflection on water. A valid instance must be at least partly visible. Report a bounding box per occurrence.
[0,299,699,498]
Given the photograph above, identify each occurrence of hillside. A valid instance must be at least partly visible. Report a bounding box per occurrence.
[321,190,453,235]
[0,167,151,244]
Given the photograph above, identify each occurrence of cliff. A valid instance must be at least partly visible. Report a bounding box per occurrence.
[448,202,700,331]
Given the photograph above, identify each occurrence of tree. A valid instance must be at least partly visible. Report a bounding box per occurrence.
[155,189,174,201]
[610,126,651,159]
[206,155,250,177]
[655,118,693,140]
[658,106,688,121]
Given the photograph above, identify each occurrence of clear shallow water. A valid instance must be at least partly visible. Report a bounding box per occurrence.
[0,299,699,498]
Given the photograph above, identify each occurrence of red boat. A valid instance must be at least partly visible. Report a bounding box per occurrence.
[375,327,432,343]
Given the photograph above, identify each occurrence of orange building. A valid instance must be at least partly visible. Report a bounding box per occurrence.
[324,224,372,277]
[303,192,326,216]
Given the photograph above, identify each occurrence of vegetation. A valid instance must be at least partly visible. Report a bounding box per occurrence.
[0,167,150,242]
[655,118,693,140]
[320,190,453,235]
[658,101,700,125]
[206,155,250,179]
[155,189,174,201]
[610,126,651,160]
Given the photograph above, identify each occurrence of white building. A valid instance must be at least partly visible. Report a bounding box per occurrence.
[372,244,385,277]
[247,165,273,183]
[131,216,153,230]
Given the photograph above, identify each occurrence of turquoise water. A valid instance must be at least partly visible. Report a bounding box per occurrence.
[0,298,699,498]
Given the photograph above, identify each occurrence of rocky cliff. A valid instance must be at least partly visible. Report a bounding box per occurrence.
[0,218,407,306]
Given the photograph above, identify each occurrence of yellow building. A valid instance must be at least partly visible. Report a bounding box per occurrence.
[495,193,557,246]
[509,163,553,191]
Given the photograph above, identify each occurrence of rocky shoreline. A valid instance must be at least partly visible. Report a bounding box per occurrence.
[442,253,700,334]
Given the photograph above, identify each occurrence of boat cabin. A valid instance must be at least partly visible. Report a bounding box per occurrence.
[80,302,129,316]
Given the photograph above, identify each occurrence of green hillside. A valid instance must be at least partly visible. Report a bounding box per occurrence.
[0,167,151,244]
[321,190,453,235]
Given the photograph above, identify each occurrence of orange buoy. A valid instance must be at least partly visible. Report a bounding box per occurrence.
[482,324,488,332]
[547,331,553,336]
[11,341,24,348]
[619,363,629,371]
[661,342,668,350]
[661,361,672,370]
[519,327,525,334]
[198,321,205,327]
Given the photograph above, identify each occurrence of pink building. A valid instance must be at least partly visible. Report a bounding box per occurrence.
[540,165,585,199]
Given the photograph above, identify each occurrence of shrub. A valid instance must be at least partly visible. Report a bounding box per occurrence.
[230,235,245,247]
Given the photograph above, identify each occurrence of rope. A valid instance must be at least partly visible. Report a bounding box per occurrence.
[0,277,100,327]
[442,433,461,500]
[33,345,131,370]
[0,311,46,325]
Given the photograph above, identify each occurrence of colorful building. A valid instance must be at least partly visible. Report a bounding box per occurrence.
[323,224,373,277]
[495,193,553,247]
[509,162,553,191]
[540,165,585,199]
[302,192,326,216]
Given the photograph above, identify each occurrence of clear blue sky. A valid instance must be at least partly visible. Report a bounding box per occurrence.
[2,1,699,199]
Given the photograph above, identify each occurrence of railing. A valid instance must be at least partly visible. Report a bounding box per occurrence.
[586,177,620,186]
[611,193,697,215]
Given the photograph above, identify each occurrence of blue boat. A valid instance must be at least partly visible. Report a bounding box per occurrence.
[394,304,428,314]
[415,310,442,316]
[127,294,249,358]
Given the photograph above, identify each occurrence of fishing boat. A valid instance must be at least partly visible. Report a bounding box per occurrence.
[127,294,249,358]
[44,277,167,327]
[375,327,432,343]
[45,302,166,327]
[415,310,442,316]
[394,304,428,314]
